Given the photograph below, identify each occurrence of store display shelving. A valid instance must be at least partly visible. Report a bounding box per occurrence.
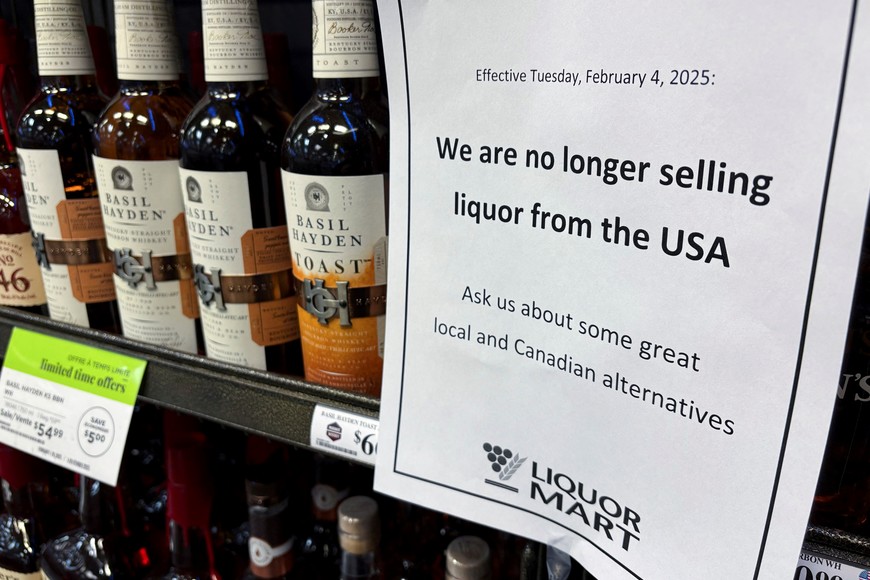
[0,306,379,458]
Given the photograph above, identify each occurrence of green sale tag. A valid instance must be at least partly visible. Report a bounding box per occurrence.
[3,328,145,406]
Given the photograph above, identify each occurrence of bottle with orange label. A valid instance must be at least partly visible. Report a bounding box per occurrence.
[281,0,388,395]
[15,0,120,331]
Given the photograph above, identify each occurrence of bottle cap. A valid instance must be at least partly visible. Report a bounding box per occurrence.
[338,495,380,555]
[445,536,492,580]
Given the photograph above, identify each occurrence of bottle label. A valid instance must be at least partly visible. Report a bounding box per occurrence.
[93,156,199,353]
[0,232,47,307]
[312,0,380,79]
[202,0,268,82]
[281,172,387,393]
[33,0,96,76]
[795,548,870,577]
[0,568,41,579]
[17,148,116,326]
[312,482,349,519]
[249,537,293,573]
[114,0,180,81]
[179,168,299,369]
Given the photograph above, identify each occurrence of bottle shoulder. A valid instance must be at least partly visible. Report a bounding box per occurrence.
[94,90,194,160]
[16,88,105,149]
[181,86,293,170]
[282,94,384,176]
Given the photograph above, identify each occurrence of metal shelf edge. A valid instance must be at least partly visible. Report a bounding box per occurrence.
[0,307,380,459]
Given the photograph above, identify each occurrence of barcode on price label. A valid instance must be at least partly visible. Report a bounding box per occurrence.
[310,404,378,466]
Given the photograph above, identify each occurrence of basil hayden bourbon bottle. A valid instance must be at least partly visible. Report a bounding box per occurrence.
[93,0,201,353]
[179,0,302,374]
[16,0,120,331]
[281,0,388,395]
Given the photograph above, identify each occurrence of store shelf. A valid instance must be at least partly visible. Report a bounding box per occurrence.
[0,307,379,458]
[804,525,870,567]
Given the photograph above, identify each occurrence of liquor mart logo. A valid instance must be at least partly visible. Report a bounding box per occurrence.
[477,442,643,552]
[483,442,526,492]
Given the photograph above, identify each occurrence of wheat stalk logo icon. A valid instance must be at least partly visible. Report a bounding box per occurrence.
[483,442,526,493]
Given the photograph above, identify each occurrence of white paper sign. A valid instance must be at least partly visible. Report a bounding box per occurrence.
[373,1,870,579]
[796,548,870,579]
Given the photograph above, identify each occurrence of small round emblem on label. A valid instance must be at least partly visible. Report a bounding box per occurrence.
[305,182,330,211]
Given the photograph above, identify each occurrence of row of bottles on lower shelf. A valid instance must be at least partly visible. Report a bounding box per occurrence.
[0,403,597,580]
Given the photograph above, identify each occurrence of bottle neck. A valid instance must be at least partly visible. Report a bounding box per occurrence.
[248,495,294,578]
[117,78,183,96]
[168,519,214,577]
[38,74,100,93]
[340,550,379,579]
[205,79,268,100]
[1,478,35,520]
[80,477,122,536]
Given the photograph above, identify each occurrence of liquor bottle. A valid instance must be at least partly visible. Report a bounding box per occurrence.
[337,496,381,579]
[281,0,388,396]
[812,209,870,533]
[0,21,47,313]
[179,0,302,374]
[242,447,295,579]
[295,456,349,579]
[159,430,217,580]
[0,444,45,578]
[15,0,120,331]
[445,536,491,580]
[93,0,200,353]
[40,476,136,579]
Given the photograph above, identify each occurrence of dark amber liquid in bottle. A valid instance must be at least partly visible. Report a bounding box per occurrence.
[181,82,302,375]
[92,80,204,353]
[16,76,122,332]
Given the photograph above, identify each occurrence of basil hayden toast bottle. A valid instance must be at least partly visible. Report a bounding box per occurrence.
[281,0,388,395]
[180,0,302,374]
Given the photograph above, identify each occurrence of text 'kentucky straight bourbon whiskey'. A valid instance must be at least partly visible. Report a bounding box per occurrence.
[16,0,120,331]
[93,0,201,353]
[180,0,302,374]
[281,0,388,395]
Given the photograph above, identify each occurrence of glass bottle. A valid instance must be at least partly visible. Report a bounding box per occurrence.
[281,0,388,396]
[295,456,349,579]
[158,431,217,580]
[15,0,120,331]
[93,0,201,354]
[179,0,303,375]
[0,19,46,314]
[445,536,491,580]
[39,476,135,579]
[0,444,44,578]
[337,496,381,580]
[242,449,295,579]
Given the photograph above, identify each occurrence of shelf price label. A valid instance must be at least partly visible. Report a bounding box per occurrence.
[310,404,378,466]
[794,548,870,579]
[0,327,146,485]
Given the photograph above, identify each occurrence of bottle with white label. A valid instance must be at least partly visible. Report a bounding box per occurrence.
[179,0,302,374]
[93,0,201,354]
[281,0,388,396]
[15,0,120,331]
[0,21,46,315]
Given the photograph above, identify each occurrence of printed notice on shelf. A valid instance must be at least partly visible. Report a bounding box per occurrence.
[373,2,870,579]
[0,328,146,486]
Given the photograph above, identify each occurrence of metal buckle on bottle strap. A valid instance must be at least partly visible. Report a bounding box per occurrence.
[295,278,387,327]
[112,249,194,289]
[194,265,296,311]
